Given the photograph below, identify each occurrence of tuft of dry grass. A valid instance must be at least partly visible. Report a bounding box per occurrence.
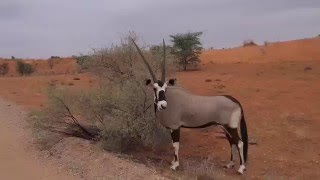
[184,158,220,178]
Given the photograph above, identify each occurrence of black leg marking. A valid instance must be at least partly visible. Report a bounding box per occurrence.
[226,127,244,165]
[171,129,180,143]
[170,129,180,170]
[226,127,246,174]
[226,132,234,162]
[223,126,236,169]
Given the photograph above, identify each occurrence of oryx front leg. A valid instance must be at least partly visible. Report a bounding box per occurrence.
[170,129,180,170]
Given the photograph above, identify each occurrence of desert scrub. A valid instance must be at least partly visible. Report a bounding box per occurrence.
[28,33,172,152]
[16,60,33,75]
[29,82,169,153]
[0,63,9,75]
[28,89,101,150]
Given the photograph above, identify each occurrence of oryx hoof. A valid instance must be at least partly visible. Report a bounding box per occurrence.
[223,161,235,169]
[237,165,246,175]
[171,160,175,166]
[170,161,179,171]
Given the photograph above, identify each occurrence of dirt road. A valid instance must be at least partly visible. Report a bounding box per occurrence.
[0,98,79,180]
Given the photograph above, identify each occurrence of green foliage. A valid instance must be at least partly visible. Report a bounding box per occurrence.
[0,63,9,75]
[72,54,90,71]
[170,31,203,71]
[16,60,33,75]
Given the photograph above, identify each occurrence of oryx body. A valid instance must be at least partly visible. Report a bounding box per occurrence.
[158,86,242,130]
[132,39,248,175]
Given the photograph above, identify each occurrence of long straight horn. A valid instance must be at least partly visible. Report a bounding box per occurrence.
[161,39,166,82]
[131,38,157,82]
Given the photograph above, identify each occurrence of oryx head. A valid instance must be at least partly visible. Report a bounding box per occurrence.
[132,38,176,111]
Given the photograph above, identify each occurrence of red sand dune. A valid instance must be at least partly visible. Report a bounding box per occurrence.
[201,37,320,64]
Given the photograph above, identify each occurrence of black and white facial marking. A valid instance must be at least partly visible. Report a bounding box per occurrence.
[146,78,177,111]
[153,80,168,111]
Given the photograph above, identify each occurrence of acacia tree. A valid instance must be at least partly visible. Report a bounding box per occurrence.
[170,32,203,71]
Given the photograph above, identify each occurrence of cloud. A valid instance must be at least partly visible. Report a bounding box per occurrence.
[0,0,319,58]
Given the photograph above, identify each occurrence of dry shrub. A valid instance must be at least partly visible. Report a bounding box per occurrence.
[28,89,101,150]
[85,33,175,82]
[0,63,9,75]
[81,33,171,152]
[73,54,90,72]
[243,39,257,47]
[48,58,54,69]
[29,33,171,153]
[16,60,33,75]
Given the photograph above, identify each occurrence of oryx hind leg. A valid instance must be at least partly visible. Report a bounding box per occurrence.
[170,129,180,170]
[226,127,246,174]
[218,125,235,169]
[224,128,235,169]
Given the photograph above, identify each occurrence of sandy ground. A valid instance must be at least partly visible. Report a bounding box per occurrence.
[176,60,320,179]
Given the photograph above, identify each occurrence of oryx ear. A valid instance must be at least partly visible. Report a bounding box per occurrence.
[168,78,177,86]
[145,79,152,86]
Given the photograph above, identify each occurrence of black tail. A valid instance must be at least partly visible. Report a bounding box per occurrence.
[240,110,248,162]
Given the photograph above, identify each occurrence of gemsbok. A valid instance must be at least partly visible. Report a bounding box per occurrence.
[132,39,248,174]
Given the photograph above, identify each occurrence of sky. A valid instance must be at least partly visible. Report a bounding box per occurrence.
[0,0,320,59]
